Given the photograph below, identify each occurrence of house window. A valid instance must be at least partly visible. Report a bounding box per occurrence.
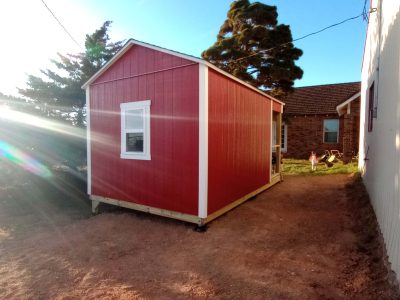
[323,119,339,143]
[120,100,151,160]
[368,82,375,132]
[281,124,287,152]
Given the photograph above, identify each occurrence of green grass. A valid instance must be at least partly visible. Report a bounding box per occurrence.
[282,158,359,176]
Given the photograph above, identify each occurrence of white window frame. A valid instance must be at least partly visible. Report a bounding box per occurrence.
[120,100,151,160]
[323,119,339,144]
[281,123,287,152]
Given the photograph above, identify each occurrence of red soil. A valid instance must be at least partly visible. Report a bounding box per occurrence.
[0,169,399,299]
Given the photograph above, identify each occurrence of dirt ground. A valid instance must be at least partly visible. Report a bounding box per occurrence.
[0,167,399,299]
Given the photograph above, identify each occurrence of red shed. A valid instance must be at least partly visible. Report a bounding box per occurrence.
[83,39,284,226]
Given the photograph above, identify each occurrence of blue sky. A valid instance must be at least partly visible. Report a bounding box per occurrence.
[0,0,368,95]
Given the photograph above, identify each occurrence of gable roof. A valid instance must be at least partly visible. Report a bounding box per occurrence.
[82,39,284,105]
[281,82,361,115]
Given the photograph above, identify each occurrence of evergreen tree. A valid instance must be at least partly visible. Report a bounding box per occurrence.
[18,21,124,126]
[202,0,303,96]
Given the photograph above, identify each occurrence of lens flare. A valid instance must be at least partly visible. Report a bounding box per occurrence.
[0,105,85,140]
[0,141,52,178]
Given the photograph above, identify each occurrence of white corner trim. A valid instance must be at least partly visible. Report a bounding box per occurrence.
[336,91,361,115]
[270,100,273,182]
[86,87,92,195]
[198,64,208,219]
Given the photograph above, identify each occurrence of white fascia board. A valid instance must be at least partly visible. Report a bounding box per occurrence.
[81,41,134,89]
[198,64,208,219]
[127,39,205,64]
[86,87,92,195]
[336,91,361,115]
[81,39,204,89]
[82,39,285,108]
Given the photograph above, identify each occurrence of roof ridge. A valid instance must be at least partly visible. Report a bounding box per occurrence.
[294,81,361,89]
[128,38,204,61]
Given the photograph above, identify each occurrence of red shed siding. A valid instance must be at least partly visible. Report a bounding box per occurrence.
[207,69,272,215]
[90,46,199,215]
[272,101,282,113]
[93,45,195,85]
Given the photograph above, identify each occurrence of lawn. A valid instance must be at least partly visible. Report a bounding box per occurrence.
[282,158,359,176]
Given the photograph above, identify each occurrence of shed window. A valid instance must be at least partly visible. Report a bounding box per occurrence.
[323,119,339,143]
[120,100,151,160]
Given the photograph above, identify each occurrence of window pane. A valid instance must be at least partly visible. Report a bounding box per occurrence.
[324,119,339,132]
[125,109,143,130]
[281,125,285,149]
[272,121,276,146]
[126,132,144,152]
[324,132,338,143]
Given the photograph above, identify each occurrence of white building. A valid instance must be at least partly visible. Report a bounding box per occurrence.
[359,0,400,280]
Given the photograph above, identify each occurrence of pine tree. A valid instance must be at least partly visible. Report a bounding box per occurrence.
[202,0,303,96]
[18,21,124,127]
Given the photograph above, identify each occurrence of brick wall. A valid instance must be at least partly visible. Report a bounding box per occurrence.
[351,98,360,148]
[284,114,343,159]
[343,97,360,162]
[283,97,360,160]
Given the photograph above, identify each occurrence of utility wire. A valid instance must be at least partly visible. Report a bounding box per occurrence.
[362,0,369,22]
[40,0,83,50]
[230,12,364,64]
[292,13,363,43]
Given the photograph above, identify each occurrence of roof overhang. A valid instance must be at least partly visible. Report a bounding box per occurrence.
[81,39,205,89]
[81,39,285,106]
[336,91,361,116]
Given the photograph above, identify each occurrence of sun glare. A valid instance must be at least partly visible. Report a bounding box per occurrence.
[0,106,86,178]
[0,104,11,115]
[0,106,85,140]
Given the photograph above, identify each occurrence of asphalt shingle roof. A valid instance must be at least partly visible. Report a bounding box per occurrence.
[282,82,361,115]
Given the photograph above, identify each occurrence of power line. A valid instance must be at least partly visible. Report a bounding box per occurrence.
[362,0,369,22]
[229,12,364,64]
[40,0,83,50]
[292,13,363,43]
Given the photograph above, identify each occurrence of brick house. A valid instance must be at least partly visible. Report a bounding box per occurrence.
[279,82,360,161]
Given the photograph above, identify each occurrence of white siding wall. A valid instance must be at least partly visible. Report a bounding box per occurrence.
[359,0,400,280]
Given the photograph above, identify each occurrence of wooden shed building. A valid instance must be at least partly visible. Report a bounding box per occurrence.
[83,39,284,226]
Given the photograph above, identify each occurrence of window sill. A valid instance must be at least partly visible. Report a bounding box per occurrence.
[120,153,151,160]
